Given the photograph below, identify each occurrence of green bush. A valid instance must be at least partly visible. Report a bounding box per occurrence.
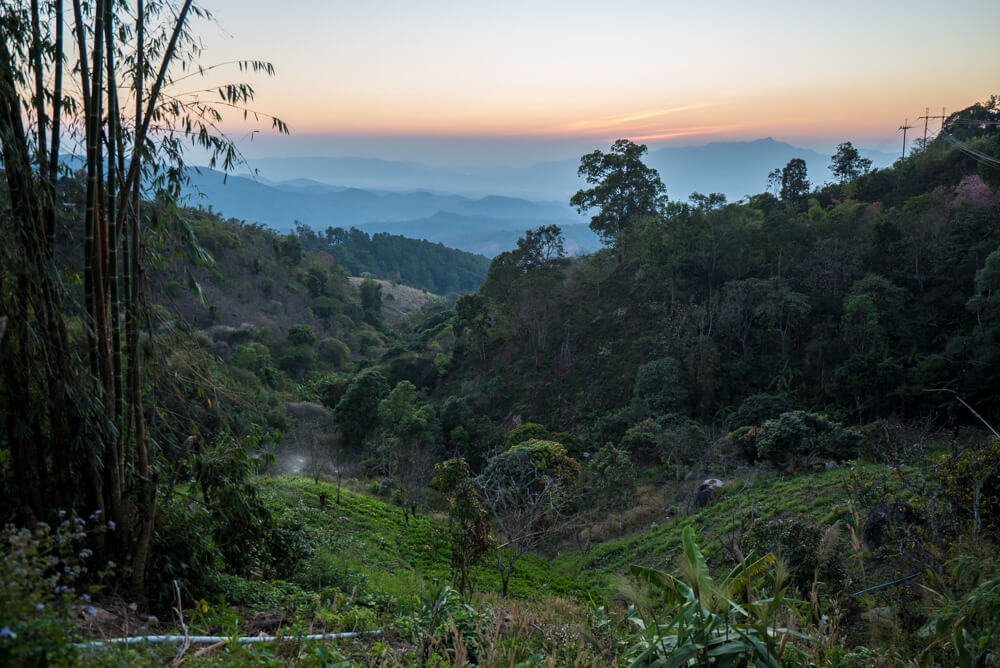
[727,393,791,430]
[231,342,277,387]
[550,430,585,459]
[634,357,688,414]
[293,551,370,593]
[504,422,549,449]
[317,337,351,368]
[276,345,317,380]
[619,419,663,460]
[0,518,109,665]
[753,411,861,464]
[259,276,275,297]
[741,517,833,593]
[149,495,222,605]
[287,324,317,347]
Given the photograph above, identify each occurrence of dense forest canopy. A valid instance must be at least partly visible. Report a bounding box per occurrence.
[297,223,491,295]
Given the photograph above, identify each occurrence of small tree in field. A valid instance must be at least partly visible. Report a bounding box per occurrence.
[587,444,637,531]
[286,402,336,484]
[432,458,494,595]
[477,440,578,596]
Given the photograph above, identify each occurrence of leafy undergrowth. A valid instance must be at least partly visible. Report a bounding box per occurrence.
[20,465,962,665]
[64,476,599,666]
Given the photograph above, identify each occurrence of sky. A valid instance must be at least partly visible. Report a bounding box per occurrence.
[191,0,1000,166]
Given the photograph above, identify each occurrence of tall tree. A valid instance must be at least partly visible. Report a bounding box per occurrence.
[571,139,667,248]
[830,141,873,184]
[0,0,284,600]
[779,158,810,202]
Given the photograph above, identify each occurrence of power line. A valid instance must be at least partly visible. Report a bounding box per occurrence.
[940,133,1000,169]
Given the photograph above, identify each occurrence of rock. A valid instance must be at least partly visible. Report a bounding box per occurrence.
[862,502,921,551]
[825,461,839,469]
[694,487,715,508]
[694,479,724,508]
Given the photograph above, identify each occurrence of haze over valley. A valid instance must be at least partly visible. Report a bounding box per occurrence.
[185,138,895,256]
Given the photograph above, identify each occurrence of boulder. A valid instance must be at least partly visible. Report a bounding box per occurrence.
[694,478,723,508]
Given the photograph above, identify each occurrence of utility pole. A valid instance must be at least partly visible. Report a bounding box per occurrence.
[942,107,947,156]
[917,107,948,156]
[918,108,948,138]
[899,118,913,159]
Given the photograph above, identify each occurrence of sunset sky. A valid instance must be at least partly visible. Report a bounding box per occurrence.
[196,0,1000,165]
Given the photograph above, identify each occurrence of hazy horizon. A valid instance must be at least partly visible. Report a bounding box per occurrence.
[191,0,998,168]
[206,133,902,176]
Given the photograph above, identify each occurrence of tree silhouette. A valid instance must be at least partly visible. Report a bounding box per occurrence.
[571,139,667,247]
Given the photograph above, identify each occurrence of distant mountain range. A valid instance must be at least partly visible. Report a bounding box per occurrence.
[181,138,896,258]
[239,138,896,202]
[181,169,589,256]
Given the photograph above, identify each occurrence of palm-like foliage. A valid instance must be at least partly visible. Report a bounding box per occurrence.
[625,527,809,667]
[920,556,1000,667]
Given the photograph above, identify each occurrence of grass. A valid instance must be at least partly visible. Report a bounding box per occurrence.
[257,476,590,605]
[551,465,862,591]
[57,460,957,665]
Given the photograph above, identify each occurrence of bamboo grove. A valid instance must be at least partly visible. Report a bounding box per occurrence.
[0,0,285,599]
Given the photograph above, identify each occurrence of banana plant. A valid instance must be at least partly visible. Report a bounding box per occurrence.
[625,526,810,667]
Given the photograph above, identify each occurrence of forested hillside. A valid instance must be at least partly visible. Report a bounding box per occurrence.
[444,130,1000,435]
[295,223,491,294]
[3,25,1000,664]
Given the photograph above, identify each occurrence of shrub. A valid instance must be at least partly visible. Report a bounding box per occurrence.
[754,411,861,464]
[727,393,791,430]
[293,551,369,593]
[0,518,109,665]
[936,436,1000,539]
[287,324,317,346]
[550,431,585,459]
[149,495,222,605]
[259,276,275,297]
[504,422,549,449]
[741,517,833,593]
[634,357,688,414]
[231,342,278,388]
[276,345,317,380]
[317,337,351,368]
[921,555,1000,666]
[619,419,664,460]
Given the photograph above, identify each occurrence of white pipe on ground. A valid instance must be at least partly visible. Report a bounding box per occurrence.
[79,630,381,647]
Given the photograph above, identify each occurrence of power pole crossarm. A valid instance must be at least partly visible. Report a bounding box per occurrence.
[899,118,914,159]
